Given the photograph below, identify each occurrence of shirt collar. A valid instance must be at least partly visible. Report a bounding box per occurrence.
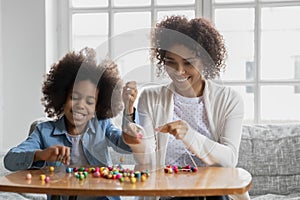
[53,116,97,135]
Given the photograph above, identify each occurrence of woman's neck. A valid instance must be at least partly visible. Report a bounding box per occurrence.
[175,79,205,98]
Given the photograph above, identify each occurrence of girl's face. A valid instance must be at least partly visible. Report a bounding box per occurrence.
[164,44,204,97]
[64,80,99,135]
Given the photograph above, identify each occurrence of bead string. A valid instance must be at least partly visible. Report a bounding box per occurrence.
[164,165,198,173]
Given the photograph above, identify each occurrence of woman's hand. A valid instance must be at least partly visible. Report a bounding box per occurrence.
[155,120,189,140]
[34,145,70,165]
[122,81,137,115]
[122,123,143,145]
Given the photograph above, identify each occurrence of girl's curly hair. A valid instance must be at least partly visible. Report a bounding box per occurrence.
[151,15,227,79]
[42,47,123,120]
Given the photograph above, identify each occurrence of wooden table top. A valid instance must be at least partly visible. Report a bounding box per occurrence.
[0,166,252,196]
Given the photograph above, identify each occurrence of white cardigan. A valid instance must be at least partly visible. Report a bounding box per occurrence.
[129,80,249,200]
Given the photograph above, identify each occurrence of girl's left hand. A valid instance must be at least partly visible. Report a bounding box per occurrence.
[155,120,189,140]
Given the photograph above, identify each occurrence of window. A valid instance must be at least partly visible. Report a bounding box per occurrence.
[66,0,199,86]
[61,0,300,124]
[210,0,300,123]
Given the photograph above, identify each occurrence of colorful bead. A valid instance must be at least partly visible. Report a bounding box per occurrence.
[93,171,100,177]
[40,174,46,181]
[137,133,143,139]
[141,174,147,182]
[66,167,73,173]
[130,177,137,184]
[49,166,55,172]
[26,173,32,180]
[45,176,50,183]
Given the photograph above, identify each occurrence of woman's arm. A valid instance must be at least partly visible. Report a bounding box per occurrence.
[158,92,244,167]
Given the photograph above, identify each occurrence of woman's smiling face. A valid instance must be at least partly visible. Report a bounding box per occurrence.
[164,44,204,97]
[63,79,99,135]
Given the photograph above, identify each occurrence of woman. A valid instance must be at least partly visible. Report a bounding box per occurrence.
[123,16,249,200]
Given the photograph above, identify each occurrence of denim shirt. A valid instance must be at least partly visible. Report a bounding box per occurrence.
[4,116,131,200]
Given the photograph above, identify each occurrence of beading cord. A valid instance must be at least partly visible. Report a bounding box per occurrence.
[184,148,198,168]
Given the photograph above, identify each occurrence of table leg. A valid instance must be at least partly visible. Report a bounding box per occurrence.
[68,196,77,200]
[50,195,60,200]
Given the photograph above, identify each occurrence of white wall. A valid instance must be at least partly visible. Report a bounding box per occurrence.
[0,0,50,151]
[0,0,4,150]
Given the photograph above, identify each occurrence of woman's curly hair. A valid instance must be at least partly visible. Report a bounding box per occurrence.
[151,15,227,79]
[42,47,123,120]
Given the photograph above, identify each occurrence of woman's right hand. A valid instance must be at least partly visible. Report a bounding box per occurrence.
[34,145,70,165]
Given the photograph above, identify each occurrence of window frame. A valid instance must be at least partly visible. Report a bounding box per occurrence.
[58,0,300,124]
[207,0,300,123]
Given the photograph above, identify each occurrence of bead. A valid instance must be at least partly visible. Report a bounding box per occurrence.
[191,167,198,172]
[79,174,85,180]
[141,174,147,182]
[40,174,46,181]
[116,173,122,179]
[137,133,143,139]
[130,177,137,184]
[89,167,95,173]
[135,171,141,178]
[66,167,73,173]
[93,171,100,177]
[26,173,32,180]
[164,168,169,173]
[49,166,55,172]
[79,167,85,172]
[45,176,50,183]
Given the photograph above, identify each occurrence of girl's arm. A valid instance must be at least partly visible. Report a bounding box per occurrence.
[4,128,45,171]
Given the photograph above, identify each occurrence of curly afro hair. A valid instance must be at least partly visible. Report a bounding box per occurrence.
[151,15,227,79]
[42,47,123,120]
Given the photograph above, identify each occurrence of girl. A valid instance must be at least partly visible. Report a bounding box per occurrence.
[4,47,137,200]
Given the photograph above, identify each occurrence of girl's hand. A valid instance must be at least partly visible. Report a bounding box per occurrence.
[122,81,137,115]
[155,120,189,140]
[34,145,70,165]
[122,123,143,145]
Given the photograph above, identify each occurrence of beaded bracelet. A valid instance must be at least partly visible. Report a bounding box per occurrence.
[164,165,198,173]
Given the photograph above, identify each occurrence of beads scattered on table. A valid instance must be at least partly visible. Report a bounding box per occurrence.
[65,166,150,183]
[164,165,198,173]
[26,165,150,184]
[37,173,51,183]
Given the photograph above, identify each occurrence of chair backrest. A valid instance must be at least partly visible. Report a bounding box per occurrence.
[28,117,48,136]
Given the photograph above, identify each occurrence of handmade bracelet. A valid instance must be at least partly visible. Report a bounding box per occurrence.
[164,165,198,173]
